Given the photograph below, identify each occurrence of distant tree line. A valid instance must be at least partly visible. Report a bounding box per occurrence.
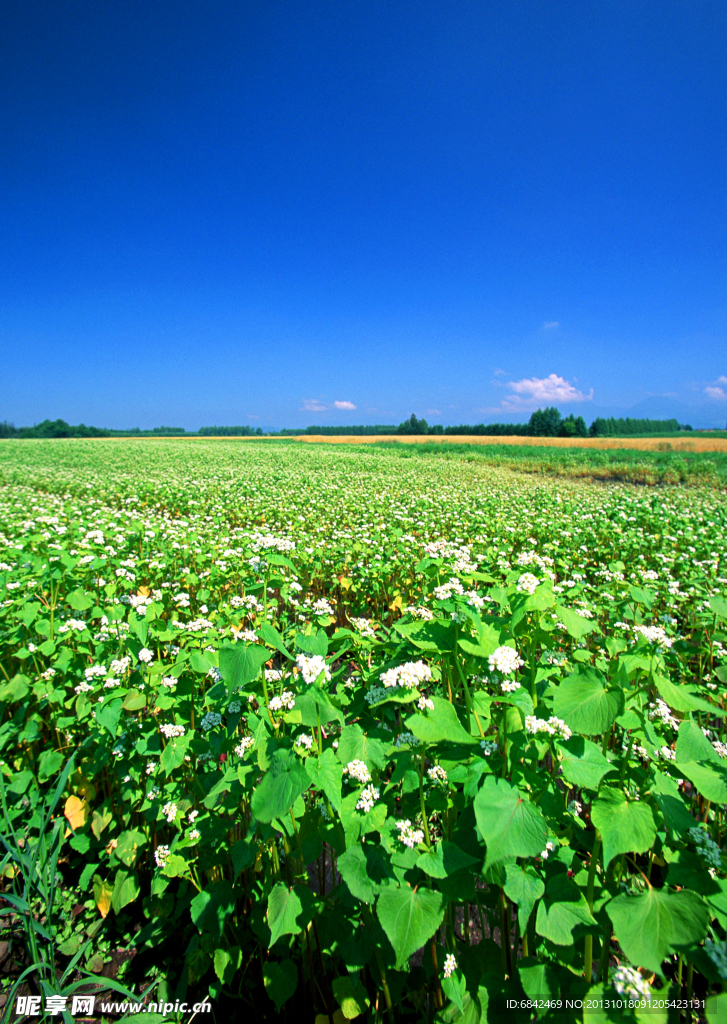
[0,411,693,440]
[198,425,263,436]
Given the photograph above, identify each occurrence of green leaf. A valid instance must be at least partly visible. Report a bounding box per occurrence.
[518,961,559,1011]
[296,685,344,727]
[0,675,30,702]
[504,864,545,932]
[263,959,297,1012]
[417,841,478,879]
[709,596,727,620]
[405,696,478,747]
[38,750,64,783]
[706,994,727,1024]
[556,605,600,639]
[122,689,147,711]
[338,845,379,903]
[266,882,315,946]
[558,736,615,790]
[111,869,140,913]
[251,749,310,823]
[218,642,268,691]
[332,975,371,1019]
[337,724,387,769]
[473,776,548,869]
[214,945,242,985]
[190,650,215,674]
[607,888,709,975]
[552,669,623,736]
[295,629,328,656]
[305,747,343,813]
[648,771,696,834]
[257,622,294,660]
[95,698,123,737]
[376,885,446,969]
[535,873,596,945]
[591,788,657,870]
[656,675,723,716]
[160,733,190,775]
[67,588,93,611]
[676,720,721,764]
[114,829,147,867]
[676,760,727,804]
[190,881,235,941]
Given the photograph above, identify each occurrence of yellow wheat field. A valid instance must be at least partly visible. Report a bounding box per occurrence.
[293,434,727,452]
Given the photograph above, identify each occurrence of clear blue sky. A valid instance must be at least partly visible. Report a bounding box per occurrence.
[2,0,725,430]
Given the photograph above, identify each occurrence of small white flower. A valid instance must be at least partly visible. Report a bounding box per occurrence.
[395,819,424,849]
[162,802,177,823]
[427,765,448,785]
[138,648,154,664]
[443,953,457,978]
[154,845,170,867]
[356,784,380,812]
[488,646,524,676]
[296,653,331,685]
[418,696,435,712]
[343,760,372,785]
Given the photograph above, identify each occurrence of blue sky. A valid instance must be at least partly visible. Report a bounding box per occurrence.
[1,0,725,430]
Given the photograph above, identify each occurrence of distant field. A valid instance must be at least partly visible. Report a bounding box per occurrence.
[296,432,727,451]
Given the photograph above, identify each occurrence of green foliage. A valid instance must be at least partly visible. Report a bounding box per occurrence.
[0,437,725,1020]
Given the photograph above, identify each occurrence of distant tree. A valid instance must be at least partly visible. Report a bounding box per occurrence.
[0,421,17,438]
[528,407,562,437]
[397,414,429,435]
[559,413,588,438]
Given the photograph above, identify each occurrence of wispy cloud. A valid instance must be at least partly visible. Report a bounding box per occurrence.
[302,399,326,413]
[500,373,593,412]
[426,408,441,416]
[705,376,727,400]
[543,321,560,329]
[333,400,356,410]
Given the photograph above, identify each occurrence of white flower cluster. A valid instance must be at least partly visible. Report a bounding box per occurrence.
[269,691,296,713]
[714,740,727,759]
[84,664,106,680]
[427,765,448,785]
[689,826,722,870]
[568,800,583,816]
[162,801,177,823]
[648,699,680,730]
[465,591,487,609]
[356,784,380,812]
[705,941,727,980]
[343,760,371,785]
[200,711,222,731]
[395,819,425,849]
[110,657,131,676]
[418,696,435,712]
[161,676,177,689]
[295,733,314,750]
[540,840,556,860]
[249,531,295,553]
[488,646,524,676]
[480,739,498,756]
[380,661,432,690]
[231,627,258,643]
[312,598,335,616]
[516,573,539,594]
[349,616,376,639]
[138,648,154,664]
[612,965,652,1000]
[632,624,673,649]
[207,666,223,683]
[517,550,554,571]
[234,737,254,756]
[443,953,458,979]
[265,668,283,683]
[154,845,170,868]
[525,716,572,740]
[433,578,465,601]
[231,594,263,611]
[404,605,434,620]
[500,680,521,693]
[160,723,185,739]
[57,618,88,634]
[296,653,331,685]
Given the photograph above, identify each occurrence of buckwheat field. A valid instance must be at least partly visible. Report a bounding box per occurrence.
[1,438,726,1023]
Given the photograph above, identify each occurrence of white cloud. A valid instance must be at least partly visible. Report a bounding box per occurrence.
[704,376,727,400]
[500,373,593,412]
[333,400,356,410]
[426,408,441,416]
[302,399,326,413]
[543,321,560,329]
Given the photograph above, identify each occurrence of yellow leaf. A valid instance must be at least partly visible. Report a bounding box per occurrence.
[93,875,113,919]
[137,586,150,597]
[388,594,403,611]
[339,577,353,592]
[64,795,87,830]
